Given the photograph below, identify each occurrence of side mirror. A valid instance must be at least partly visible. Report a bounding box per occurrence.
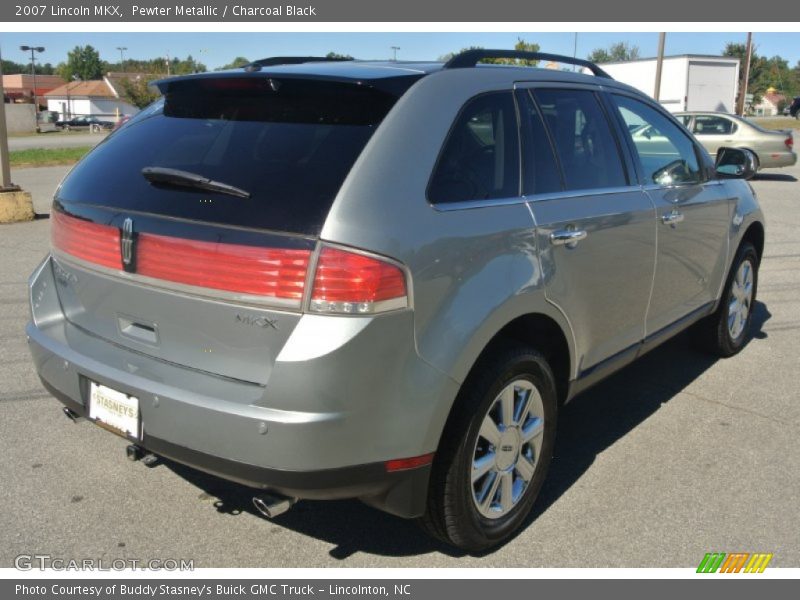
[715,147,757,180]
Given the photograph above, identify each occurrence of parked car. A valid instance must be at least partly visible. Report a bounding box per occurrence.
[27,50,765,551]
[675,111,796,174]
[56,115,114,132]
[790,96,800,118]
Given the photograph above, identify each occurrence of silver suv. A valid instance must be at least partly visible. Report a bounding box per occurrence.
[27,50,765,551]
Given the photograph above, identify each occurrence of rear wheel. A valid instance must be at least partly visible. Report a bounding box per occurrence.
[419,344,557,552]
[695,242,758,357]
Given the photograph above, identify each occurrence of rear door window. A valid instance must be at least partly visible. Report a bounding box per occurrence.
[428,92,520,204]
[56,77,401,235]
[693,115,737,135]
[518,91,563,196]
[532,88,628,191]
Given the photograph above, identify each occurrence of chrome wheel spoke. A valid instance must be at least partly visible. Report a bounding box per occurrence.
[500,386,515,427]
[521,416,544,443]
[479,472,501,510]
[472,453,496,483]
[500,472,514,512]
[516,456,536,482]
[479,415,502,447]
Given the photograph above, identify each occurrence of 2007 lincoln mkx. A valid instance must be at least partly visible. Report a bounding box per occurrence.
[27,50,765,551]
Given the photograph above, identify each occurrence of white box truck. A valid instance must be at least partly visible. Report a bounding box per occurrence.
[601,55,740,114]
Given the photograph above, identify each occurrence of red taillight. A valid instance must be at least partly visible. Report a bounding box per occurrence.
[385,453,435,472]
[51,211,122,270]
[786,136,793,150]
[137,233,311,301]
[310,247,407,314]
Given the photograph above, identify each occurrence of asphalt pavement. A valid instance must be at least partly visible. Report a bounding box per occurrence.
[0,163,798,568]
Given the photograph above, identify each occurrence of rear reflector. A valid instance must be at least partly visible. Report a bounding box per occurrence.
[385,453,435,472]
[310,246,407,314]
[51,211,122,270]
[137,233,311,301]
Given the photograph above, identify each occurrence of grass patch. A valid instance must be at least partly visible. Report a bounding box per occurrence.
[9,146,93,168]
[750,118,800,131]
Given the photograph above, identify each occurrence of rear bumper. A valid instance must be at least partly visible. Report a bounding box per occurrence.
[758,150,797,169]
[26,255,457,518]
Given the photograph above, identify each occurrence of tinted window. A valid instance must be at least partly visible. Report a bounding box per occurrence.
[533,89,627,191]
[429,92,520,204]
[519,91,562,195]
[56,78,399,235]
[613,95,702,186]
[693,115,736,135]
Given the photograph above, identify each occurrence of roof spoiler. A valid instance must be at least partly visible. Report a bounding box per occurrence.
[443,49,613,79]
[243,56,355,72]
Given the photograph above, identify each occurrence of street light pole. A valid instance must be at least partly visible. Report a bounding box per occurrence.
[20,45,45,125]
[0,47,14,190]
[116,46,128,71]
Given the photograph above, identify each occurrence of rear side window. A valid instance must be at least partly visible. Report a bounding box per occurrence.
[429,92,520,204]
[693,115,736,135]
[56,78,400,235]
[533,89,627,191]
[612,95,702,186]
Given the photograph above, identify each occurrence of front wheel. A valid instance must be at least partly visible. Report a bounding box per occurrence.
[419,344,557,552]
[695,242,759,357]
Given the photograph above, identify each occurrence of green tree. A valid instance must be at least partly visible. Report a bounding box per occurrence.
[325,52,354,60]
[588,42,640,64]
[57,45,104,81]
[118,77,160,109]
[438,39,540,66]
[216,56,251,70]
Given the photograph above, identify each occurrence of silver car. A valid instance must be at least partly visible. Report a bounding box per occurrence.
[26,50,765,552]
[675,111,796,173]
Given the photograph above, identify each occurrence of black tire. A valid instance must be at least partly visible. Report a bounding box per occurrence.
[695,242,759,357]
[419,343,558,552]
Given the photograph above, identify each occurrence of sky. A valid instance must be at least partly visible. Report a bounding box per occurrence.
[1,32,798,70]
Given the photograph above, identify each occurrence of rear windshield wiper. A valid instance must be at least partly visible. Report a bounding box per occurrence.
[141,167,251,199]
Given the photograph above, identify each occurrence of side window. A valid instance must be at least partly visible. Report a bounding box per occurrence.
[428,92,520,204]
[612,95,703,186]
[518,91,563,196]
[533,88,627,191]
[678,115,692,127]
[693,115,736,135]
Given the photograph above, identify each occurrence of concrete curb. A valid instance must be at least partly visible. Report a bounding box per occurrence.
[0,190,35,223]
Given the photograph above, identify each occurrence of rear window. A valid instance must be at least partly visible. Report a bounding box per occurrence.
[56,77,399,235]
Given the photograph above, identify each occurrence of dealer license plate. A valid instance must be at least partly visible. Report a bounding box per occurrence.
[88,382,140,440]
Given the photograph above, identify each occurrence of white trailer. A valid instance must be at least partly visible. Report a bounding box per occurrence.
[601,55,740,114]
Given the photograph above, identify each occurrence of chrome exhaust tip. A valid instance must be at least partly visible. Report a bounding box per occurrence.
[62,407,83,423]
[252,493,296,519]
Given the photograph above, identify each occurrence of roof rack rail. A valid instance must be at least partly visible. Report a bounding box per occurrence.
[443,49,613,79]
[244,56,354,71]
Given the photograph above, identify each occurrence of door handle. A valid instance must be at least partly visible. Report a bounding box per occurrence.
[661,210,685,227]
[550,229,588,248]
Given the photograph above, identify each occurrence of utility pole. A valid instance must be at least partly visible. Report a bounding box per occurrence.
[737,33,753,116]
[0,50,13,190]
[116,46,127,71]
[20,45,45,125]
[573,33,578,68]
[391,46,400,62]
[653,33,666,101]
[0,46,34,222]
